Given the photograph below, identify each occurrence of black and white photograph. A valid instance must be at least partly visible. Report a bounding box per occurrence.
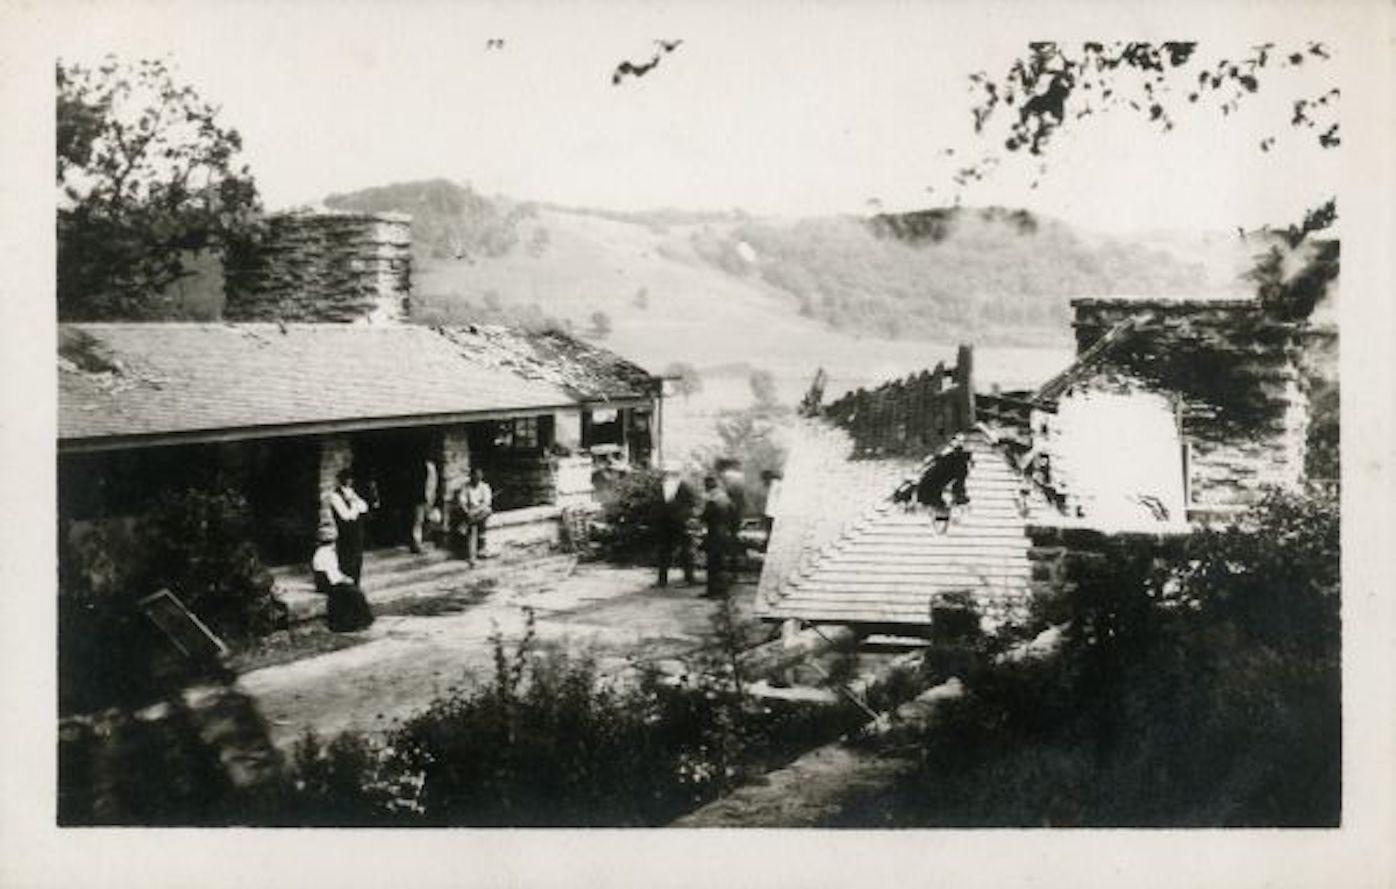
[1,0,1393,886]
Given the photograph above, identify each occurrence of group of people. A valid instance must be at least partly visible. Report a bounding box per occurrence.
[309,461,497,633]
[655,459,780,599]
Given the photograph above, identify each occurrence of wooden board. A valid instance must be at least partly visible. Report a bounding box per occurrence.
[138,589,229,660]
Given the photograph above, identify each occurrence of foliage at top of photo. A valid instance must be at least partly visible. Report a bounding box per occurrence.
[57,56,262,320]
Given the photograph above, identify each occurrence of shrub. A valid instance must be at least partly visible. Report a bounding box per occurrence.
[267,616,873,826]
[593,467,664,564]
[58,485,287,713]
[140,486,288,641]
[859,488,1341,827]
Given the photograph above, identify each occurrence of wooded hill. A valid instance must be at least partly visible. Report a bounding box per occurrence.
[321,179,1234,347]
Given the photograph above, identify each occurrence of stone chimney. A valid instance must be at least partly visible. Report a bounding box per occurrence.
[223,211,412,323]
[1070,297,1311,508]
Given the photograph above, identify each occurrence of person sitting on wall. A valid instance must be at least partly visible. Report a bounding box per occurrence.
[655,461,698,588]
[916,433,973,533]
[326,467,370,583]
[453,467,493,566]
[311,530,375,632]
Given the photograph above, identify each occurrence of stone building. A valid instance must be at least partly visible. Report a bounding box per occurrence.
[759,296,1321,632]
[58,208,661,568]
[58,322,659,565]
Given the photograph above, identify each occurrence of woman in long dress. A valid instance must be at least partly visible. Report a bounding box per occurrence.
[310,533,374,632]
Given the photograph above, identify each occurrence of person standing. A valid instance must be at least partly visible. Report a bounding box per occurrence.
[656,462,698,587]
[759,468,784,540]
[718,459,749,574]
[701,475,734,599]
[327,467,370,583]
[409,457,439,554]
[455,467,493,566]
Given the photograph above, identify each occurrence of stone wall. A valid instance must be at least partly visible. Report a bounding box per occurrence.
[476,452,558,512]
[224,211,412,323]
[1026,523,1186,602]
[1071,298,1310,511]
[554,455,595,508]
[822,344,975,458]
[314,435,354,537]
[440,426,473,504]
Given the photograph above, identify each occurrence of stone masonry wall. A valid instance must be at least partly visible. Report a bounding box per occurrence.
[1072,299,1310,511]
[315,435,354,536]
[224,211,412,323]
[1026,523,1187,603]
[476,452,557,512]
[441,426,472,505]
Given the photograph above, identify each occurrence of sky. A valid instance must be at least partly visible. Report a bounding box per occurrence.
[49,1,1349,236]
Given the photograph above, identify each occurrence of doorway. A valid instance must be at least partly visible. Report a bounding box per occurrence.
[351,428,441,549]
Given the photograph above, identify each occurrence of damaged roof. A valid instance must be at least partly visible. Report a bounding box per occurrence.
[434,324,656,402]
[758,425,1056,626]
[59,323,655,448]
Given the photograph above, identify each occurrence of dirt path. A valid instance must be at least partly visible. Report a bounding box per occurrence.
[237,562,762,749]
[670,680,963,827]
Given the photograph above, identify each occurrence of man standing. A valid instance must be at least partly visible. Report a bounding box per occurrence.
[409,457,439,554]
[701,475,734,599]
[759,468,783,540]
[656,462,697,588]
[455,467,493,566]
[717,459,749,574]
[326,468,370,583]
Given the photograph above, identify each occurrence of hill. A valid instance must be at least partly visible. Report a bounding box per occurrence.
[322,179,1230,346]
[315,179,1263,427]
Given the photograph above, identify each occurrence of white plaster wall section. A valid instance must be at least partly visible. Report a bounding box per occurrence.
[1046,388,1187,532]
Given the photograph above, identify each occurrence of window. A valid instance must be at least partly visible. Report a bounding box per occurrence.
[513,416,539,450]
[487,416,550,452]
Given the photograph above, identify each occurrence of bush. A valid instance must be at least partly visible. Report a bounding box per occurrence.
[690,407,789,514]
[268,616,874,826]
[854,488,1341,827]
[140,487,288,640]
[58,485,287,713]
[593,467,664,564]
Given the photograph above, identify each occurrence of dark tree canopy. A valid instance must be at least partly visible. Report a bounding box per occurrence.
[57,57,262,320]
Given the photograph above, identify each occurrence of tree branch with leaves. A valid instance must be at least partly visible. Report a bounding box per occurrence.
[57,56,263,319]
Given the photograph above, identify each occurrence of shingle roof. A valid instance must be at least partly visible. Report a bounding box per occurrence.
[758,428,1055,626]
[58,323,653,445]
[434,325,655,402]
